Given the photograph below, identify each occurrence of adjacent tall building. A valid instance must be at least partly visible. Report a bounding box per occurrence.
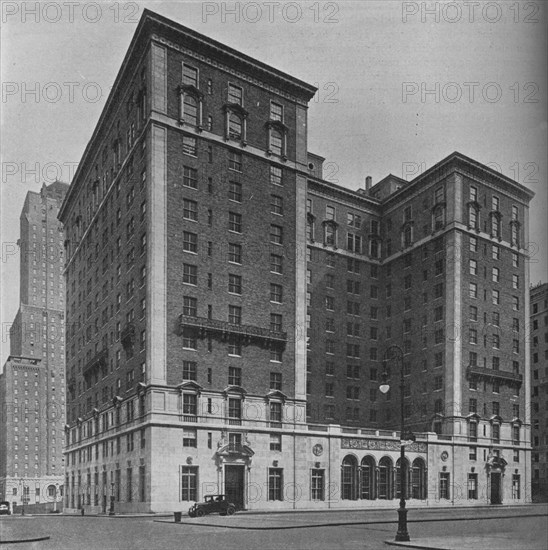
[530,282,548,501]
[60,10,534,513]
[0,181,68,510]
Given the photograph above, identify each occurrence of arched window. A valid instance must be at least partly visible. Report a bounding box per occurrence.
[489,212,502,239]
[270,128,283,156]
[378,456,393,500]
[411,458,426,500]
[510,220,520,248]
[360,456,376,500]
[467,201,480,230]
[229,112,243,140]
[369,238,381,259]
[183,95,198,126]
[341,455,358,500]
[47,485,56,498]
[432,203,446,232]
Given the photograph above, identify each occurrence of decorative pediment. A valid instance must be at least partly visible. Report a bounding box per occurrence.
[223,385,247,398]
[488,210,503,220]
[489,414,503,424]
[400,220,415,231]
[431,201,446,212]
[92,407,100,417]
[466,200,482,210]
[306,212,316,223]
[223,103,249,118]
[509,219,521,229]
[216,443,255,458]
[113,395,123,407]
[177,380,203,395]
[136,382,147,395]
[265,120,289,134]
[466,412,481,421]
[264,390,288,403]
[486,455,507,469]
[177,84,204,99]
[511,417,522,426]
[322,219,339,229]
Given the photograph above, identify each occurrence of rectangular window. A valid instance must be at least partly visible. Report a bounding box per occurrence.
[181,467,198,501]
[228,84,243,106]
[182,361,197,380]
[228,243,242,264]
[270,254,282,274]
[270,102,283,121]
[270,225,283,245]
[311,469,325,501]
[228,181,242,202]
[268,468,283,501]
[182,264,197,286]
[271,195,283,215]
[228,274,242,295]
[183,296,197,317]
[228,212,242,233]
[183,232,197,253]
[228,305,241,325]
[182,64,198,87]
[439,473,450,500]
[182,136,197,156]
[228,151,242,172]
[270,433,282,451]
[270,165,282,186]
[182,394,197,416]
[228,366,241,386]
[467,474,478,499]
[270,284,283,303]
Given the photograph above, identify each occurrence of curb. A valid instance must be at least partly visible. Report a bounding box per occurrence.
[153,511,548,531]
[0,536,51,544]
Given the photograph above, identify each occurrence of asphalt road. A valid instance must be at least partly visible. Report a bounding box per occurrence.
[1,505,546,550]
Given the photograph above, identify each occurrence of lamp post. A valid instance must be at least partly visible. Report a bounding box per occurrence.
[109,482,115,516]
[53,484,58,513]
[379,345,412,542]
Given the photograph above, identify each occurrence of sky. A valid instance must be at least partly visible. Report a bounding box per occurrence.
[1,0,547,366]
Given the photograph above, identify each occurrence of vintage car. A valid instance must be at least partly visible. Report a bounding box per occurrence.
[0,501,11,515]
[188,495,236,517]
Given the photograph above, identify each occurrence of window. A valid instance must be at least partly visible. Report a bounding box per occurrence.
[228,151,242,172]
[469,283,477,299]
[492,267,500,283]
[228,274,242,295]
[228,84,243,106]
[469,236,478,252]
[228,305,241,325]
[270,225,283,245]
[492,245,500,260]
[270,372,282,390]
[271,195,283,215]
[182,361,197,381]
[512,296,520,311]
[270,284,283,303]
[270,401,282,426]
[228,243,242,264]
[182,136,197,156]
[228,398,242,423]
[181,467,198,501]
[439,473,450,500]
[183,394,197,416]
[492,290,500,305]
[311,469,325,501]
[270,254,282,274]
[182,199,198,222]
[228,112,242,140]
[469,259,477,275]
[183,95,198,126]
[228,336,242,356]
[468,474,478,499]
[228,181,242,202]
[182,64,198,87]
[269,128,283,156]
[270,165,282,186]
[270,433,282,451]
[228,212,242,233]
[512,274,519,289]
[183,296,197,317]
[270,102,283,121]
[469,305,478,322]
[268,468,283,501]
[183,232,197,253]
[228,367,241,386]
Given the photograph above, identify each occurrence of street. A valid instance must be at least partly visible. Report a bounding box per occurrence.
[1,505,546,550]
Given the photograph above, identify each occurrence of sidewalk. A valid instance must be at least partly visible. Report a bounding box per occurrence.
[385,534,547,550]
[0,517,50,544]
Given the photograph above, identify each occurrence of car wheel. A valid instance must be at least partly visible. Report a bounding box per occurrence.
[226,506,235,516]
[188,510,195,518]
[196,508,205,517]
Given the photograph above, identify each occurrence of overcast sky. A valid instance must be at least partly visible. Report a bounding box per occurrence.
[1,0,546,365]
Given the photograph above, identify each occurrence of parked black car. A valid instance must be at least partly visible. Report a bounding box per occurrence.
[188,495,236,517]
[0,501,11,515]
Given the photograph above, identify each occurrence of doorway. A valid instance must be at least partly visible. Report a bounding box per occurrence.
[225,465,245,510]
[490,472,502,504]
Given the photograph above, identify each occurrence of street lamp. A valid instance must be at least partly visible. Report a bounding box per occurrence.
[109,482,115,516]
[379,345,413,542]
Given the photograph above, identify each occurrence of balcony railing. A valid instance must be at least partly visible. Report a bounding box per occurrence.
[467,366,522,387]
[178,315,287,347]
[83,349,108,377]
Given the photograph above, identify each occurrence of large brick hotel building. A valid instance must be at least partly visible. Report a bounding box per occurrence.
[60,10,534,512]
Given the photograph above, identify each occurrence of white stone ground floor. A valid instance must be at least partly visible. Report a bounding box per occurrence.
[63,418,532,514]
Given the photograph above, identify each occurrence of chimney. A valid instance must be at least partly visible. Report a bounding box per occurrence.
[365,176,372,191]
